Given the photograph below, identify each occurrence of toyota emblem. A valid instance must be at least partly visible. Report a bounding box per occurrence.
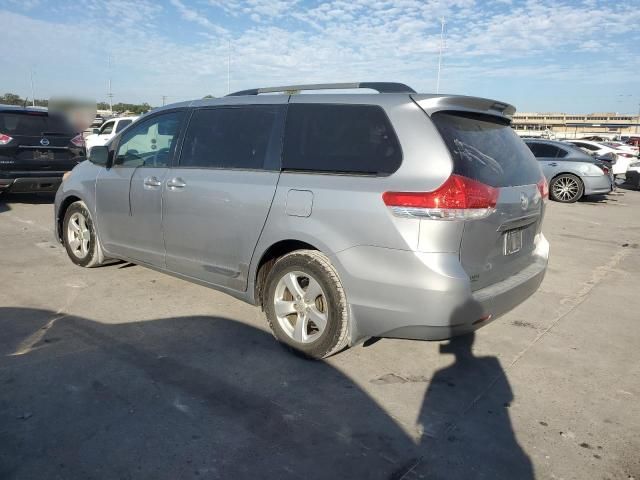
[40,138,50,146]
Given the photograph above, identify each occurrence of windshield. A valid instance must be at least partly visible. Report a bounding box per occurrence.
[431,111,541,188]
[0,112,74,136]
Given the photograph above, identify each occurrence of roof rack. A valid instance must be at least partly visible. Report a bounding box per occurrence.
[226,82,416,97]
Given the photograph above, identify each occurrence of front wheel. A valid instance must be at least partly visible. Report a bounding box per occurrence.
[550,174,584,203]
[62,201,103,267]
[264,250,350,359]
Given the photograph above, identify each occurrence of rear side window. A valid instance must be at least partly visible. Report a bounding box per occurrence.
[527,142,564,159]
[431,111,541,188]
[179,106,285,170]
[282,104,402,175]
[0,112,74,136]
[115,119,132,133]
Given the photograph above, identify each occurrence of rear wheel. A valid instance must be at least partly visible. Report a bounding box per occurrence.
[550,174,584,203]
[62,201,104,267]
[264,250,349,359]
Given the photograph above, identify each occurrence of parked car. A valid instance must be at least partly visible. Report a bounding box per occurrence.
[564,139,632,176]
[524,139,612,202]
[90,115,106,128]
[626,160,640,189]
[85,116,138,154]
[0,105,85,194]
[602,141,639,157]
[54,82,549,358]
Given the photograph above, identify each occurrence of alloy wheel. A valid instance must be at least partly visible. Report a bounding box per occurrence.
[552,176,580,202]
[67,212,91,259]
[273,271,328,344]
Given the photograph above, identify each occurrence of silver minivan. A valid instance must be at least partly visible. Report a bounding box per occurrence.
[54,82,549,358]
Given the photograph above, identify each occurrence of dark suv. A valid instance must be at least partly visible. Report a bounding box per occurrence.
[0,105,85,194]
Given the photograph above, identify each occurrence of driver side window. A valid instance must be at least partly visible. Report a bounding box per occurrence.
[114,112,184,168]
[100,121,115,135]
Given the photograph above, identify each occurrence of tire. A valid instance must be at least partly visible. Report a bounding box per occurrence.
[62,201,104,267]
[263,250,350,359]
[550,174,584,203]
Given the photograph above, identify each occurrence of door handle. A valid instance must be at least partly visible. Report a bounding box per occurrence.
[166,177,186,189]
[548,162,558,167]
[144,176,162,187]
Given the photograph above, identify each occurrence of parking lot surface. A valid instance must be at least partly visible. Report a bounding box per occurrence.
[1,188,639,480]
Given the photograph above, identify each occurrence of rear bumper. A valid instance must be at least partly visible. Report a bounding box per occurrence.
[0,173,63,193]
[583,175,613,196]
[334,234,549,344]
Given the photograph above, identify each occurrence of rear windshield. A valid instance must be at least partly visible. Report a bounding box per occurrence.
[0,112,74,136]
[431,111,541,188]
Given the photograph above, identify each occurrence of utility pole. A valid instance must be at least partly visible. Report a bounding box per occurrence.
[162,95,168,106]
[107,54,114,113]
[227,39,231,95]
[29,69,36,106]
[637,103,639,134]
[436,17,446,94]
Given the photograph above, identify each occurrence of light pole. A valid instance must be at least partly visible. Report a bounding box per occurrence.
[436,16,446,94]
[227,39,231,95]
[107,54,114,112]
[30,69,36,106]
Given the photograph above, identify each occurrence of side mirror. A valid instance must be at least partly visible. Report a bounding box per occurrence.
[92,128,100,134]
[88,145,110,167]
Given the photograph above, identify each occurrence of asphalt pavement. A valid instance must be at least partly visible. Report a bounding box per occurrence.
[1,186,639,479]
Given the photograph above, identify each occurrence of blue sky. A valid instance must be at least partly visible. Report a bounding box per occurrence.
[1,0,639,113]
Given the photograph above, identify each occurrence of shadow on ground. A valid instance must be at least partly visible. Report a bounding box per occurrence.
[0,193,55,214]
[0,308,532,479]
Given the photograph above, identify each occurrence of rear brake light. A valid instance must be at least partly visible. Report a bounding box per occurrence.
[0,133,12,145]
[382,174,498,220]
[537,177,549,200]
[70,134,85,147]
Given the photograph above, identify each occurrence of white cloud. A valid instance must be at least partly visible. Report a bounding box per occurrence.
[1,0,639,112]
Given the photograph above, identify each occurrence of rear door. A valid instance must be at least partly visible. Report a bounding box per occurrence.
[0,111,81,172]
[527,142,565,179]
[162,103,286,291]
[430,111,545,290]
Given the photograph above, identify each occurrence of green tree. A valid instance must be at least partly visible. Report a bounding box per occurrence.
[1,93,24,105]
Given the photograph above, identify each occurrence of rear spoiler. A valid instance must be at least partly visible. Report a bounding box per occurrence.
[411,94,516,119]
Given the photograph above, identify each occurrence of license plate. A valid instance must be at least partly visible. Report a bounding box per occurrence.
[504,229,523,256]
[33,150,53,160]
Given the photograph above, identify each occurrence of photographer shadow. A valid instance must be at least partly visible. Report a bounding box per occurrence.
[415,332,534,479]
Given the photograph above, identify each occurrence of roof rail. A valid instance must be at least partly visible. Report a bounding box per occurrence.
[226,82,416,97]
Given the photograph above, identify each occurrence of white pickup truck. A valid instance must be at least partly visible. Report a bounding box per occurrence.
[85,116,138,153]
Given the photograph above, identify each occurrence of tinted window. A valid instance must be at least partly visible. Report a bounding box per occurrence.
[179,106,285,170]
[527,142,561,158]
[282,104,402,175]
[431,111,541,188]
[115,111,184,168]
[0,112,74,136]
[572,142,598,151]
[100,121,115,135]
[115,119,132,133]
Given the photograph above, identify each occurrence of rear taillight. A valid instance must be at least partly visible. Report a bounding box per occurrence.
[70,134,85,147]
[382,174,498,220]
[0,133,12,145]
[537,177,549,200]
[599,165,610,175]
